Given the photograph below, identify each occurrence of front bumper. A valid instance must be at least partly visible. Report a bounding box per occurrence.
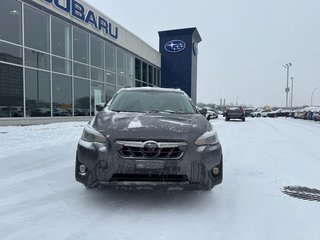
[75,139,223,190]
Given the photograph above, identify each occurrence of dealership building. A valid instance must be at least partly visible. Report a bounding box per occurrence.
[0,0,201,125]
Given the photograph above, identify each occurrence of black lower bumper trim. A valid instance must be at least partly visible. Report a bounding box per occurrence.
[91,180,212,190]
[110,174,188,182]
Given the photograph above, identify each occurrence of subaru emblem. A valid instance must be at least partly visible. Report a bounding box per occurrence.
[143,141,159,152]
[164,40,186,53]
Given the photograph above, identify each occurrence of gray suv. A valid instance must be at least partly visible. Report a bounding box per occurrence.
[225,106,245,121]
[75,87,223,190]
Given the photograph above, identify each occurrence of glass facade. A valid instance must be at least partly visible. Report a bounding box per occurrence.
[24,5,50,52]
[25,49,50,70]
[0,41,23,65]
[74,78,90,116]
[25,68,51,117]
[0,0,160,119]
[0,0,22,45]
[91,82,105,116]
[0,63,23,117]
[51,17,71,59]
[52,73,72,116]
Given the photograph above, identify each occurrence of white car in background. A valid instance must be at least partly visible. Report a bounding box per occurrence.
[261,109,272,118]
[206,109,218,120]
[250,109,263,118]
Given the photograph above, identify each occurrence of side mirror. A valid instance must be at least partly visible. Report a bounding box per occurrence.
[199,108,207,116]
[96,103,106,112]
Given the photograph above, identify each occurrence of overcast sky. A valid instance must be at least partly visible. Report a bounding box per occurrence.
[87,0,320,107]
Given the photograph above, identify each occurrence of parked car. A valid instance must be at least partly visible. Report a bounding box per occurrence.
[53,108,71,116]
[75,87,223,190]
[293,110,300,119]
[295,107,315,120]
[205,108,218,120]
[9,106,23,117]
[280,110,293,117]
[0,106,23,117]
[308,107,320,120]
[206,110,217,120]
[250,109,264,118]
[261,109,272,117]
[225,106,245,121]
[313,110,320,121]
[196,107,218,120]
[267,109,279,118]
[74,108,89,116]
[0,106,10,118]
[244,107,255,117]
[196,106,208,119]
[294,108,307,119]
[30,108,51,117]
[267,109,292,118]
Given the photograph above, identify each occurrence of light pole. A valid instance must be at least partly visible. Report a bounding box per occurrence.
[311,87,320,106]
[283,63,292,108]
[290,77,294,108]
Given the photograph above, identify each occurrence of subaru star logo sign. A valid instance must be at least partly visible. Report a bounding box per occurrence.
[143,141,158,152]
[164,40,186,53]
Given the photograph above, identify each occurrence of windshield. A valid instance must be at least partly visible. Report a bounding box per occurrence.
[108,90,196,114]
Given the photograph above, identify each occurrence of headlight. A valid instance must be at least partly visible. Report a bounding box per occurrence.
[195,129,219,146]
[81,125,107,143]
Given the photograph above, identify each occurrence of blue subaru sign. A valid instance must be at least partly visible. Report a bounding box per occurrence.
[164,40,186,53]
[41,0,118,39]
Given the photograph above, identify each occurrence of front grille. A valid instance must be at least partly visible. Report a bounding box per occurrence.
[120,146,183,158]
[111,174,188,182]
[115,140,187,159]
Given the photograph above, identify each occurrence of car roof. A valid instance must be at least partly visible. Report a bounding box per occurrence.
[118,86,184,93]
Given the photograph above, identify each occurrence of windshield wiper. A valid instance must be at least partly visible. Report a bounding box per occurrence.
[111,109,189,114]
[110,109,124,112]
[111,109,144,113]
[145,110,177,114]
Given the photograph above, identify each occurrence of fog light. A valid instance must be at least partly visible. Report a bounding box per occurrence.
[212,167,220,176]
[79,164,87,174]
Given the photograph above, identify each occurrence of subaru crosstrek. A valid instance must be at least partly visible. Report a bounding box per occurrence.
[75,87,223,190]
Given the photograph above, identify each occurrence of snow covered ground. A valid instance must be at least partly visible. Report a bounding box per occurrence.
[1,117,320,240]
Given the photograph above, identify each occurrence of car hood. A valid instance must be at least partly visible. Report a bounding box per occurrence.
[93,110,211,142]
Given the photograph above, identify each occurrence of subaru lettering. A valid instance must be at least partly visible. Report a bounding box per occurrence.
[42,0,118,39]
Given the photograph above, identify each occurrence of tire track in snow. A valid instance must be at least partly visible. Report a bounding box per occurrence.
[282,186,320,202]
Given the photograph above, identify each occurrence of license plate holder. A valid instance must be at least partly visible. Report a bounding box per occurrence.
[135,160,165,170]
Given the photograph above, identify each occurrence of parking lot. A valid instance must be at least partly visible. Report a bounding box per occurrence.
[1,117,320,240]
